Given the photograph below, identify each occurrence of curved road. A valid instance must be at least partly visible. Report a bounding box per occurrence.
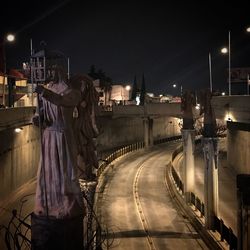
[96,142,209,250]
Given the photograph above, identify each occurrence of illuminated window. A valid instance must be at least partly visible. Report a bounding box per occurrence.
[0,75,8,85]
[15,79,27,87]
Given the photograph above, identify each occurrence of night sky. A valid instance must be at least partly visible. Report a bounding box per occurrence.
[1,0,250,95]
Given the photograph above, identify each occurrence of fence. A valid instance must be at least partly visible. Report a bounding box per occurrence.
[97,135,183,177]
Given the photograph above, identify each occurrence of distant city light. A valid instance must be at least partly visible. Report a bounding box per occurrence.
[15,128,23,133]
[136,96,140,105]
[125,85,131,91]
[173,84,177,88]
[246,27,250,33]
[221,47,228,54]
[222,92,226,96]
[6,33,15,42]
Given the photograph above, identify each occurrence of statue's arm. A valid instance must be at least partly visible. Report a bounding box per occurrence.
[32,95,44,127]
[42,88,81,107]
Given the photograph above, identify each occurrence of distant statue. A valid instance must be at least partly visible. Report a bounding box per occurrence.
[69,74,99,181]
[181,90,196,129]
[33,64,84,218]
[199,89,217,137]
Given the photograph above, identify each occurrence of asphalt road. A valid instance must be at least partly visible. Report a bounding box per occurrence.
[96,142,209,250]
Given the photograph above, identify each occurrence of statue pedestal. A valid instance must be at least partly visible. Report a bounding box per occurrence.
[202,137,219,230]
[31,213,83,250]
[181,129,195,203]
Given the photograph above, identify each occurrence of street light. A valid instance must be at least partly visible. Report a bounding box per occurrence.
[172,83,182,96]
[125,85,131,91]
[1,33,16,106]
[6,34,15,43]
[220,31,231,96]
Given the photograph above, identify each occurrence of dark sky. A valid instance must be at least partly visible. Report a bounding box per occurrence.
[1,0,250,95]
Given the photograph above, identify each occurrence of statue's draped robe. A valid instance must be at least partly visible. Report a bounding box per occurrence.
[76,83,99,179]
[34,81,83,218]
[181,91,195,129]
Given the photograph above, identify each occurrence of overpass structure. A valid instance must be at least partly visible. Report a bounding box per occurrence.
[0,95,250,249]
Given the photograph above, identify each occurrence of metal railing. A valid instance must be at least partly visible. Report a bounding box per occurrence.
[97,135,182,178]
[97,141,145,177]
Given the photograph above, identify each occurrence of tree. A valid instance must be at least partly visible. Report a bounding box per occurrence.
[88,65,98,79]
[88,65,112,105]
[131,75,138,101]
[140,74,146,105]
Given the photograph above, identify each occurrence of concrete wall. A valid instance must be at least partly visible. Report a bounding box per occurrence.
[97,116,181,152]
[0,125,40,202]
[227,126,250,174]
[0,114,181,202]
[212,95,250,123]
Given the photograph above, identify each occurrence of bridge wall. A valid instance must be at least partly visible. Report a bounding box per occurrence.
[97,116,180,152]
[0,125,40,202]
[0,114,181,202]
[227,122,250,174]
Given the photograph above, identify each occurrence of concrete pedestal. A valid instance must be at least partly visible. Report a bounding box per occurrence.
[182,129,195,203]
[143,117,153,147]
[202,137,219,230]
[31,213,83,250]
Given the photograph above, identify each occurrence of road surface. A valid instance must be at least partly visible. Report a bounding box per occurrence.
[96,142,209,250]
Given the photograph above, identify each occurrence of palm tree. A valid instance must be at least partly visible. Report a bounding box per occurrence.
[88,65,112,106]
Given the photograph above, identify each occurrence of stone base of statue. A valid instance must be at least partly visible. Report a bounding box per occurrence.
[31,213,84,250]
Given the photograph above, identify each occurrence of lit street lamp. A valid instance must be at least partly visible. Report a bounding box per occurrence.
[0,33,16,106]
[172,83,182,96]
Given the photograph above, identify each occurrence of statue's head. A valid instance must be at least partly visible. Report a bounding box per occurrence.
[45,50,67,83]
[69,74,93,92]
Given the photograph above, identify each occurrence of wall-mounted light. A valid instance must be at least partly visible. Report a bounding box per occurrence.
[15,127,23,133]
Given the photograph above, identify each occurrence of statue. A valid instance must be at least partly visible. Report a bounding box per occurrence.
[181,90,196,129]
[200,89,217,138]
[69,74,99,181]
[33,65,84,218]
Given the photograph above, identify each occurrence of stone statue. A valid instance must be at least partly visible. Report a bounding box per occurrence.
[181,90,195,129]
[69,74,99,181]
[33,65,84,218]
[199,89,217,138]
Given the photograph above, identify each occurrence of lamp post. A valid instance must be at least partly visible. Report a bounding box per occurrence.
[172,83,182,96]
[221,31,231,96]
[0,33,15,106]
[208,52,213,93]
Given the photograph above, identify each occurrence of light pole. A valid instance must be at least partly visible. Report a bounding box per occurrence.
[246,27,250,95]
[172,83,182,96]
[0,33,15,106]
[208,52,213,92]
[221,31,231,95]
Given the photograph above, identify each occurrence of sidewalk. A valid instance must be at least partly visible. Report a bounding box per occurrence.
[173,138,237,234]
